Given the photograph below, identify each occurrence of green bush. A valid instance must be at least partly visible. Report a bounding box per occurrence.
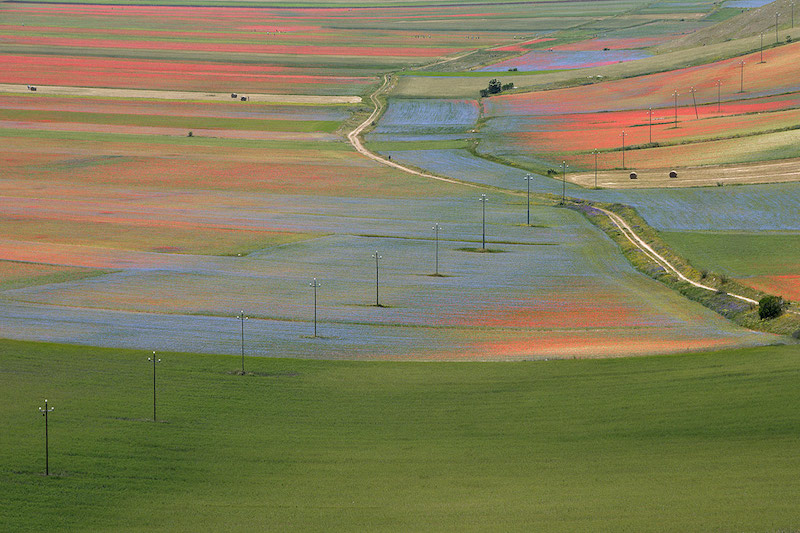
[758,295,783,320]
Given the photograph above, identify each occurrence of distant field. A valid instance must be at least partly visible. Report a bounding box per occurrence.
[481,41,800,173]
[2,340,800,531]
[0,261,103,290]
[2,0,782,358]
[0,3,522,96]
[659,231,800,276]
[394,26,800,98]
[375,147,800,232]
[1,85,773,358]
[659,230,800,300]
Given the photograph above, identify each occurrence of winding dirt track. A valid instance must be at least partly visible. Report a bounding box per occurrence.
[593,206,758,305]
[347,76,767,308]
[347,75,474,188]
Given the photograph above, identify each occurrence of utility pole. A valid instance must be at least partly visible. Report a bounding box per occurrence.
[739,60,745,93]
[147,352,161,421]
[560,161,568,203]
[690,86,699,119]
[620,130,627,169]
[592,149,599,188]
[432,223,441,275]
[776,12,780,44]
[759,32,765,63]
[478,194,488,249]
[523,174,533,225]
[647,107,653,143]
[38,399,54,476]
[673,90,679,127]
[716,79,722,112]
[372,251,382,306]
[236,311,247,373]
[309,278,321,337]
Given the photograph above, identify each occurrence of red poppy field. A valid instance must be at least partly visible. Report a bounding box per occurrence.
[482,42,800,179]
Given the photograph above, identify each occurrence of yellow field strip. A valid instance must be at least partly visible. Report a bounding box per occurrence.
[0,84,361,104]
[571,158,800,189]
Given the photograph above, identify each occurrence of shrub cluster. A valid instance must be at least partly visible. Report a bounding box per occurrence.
[480,78,514,97]
[758,295,784,320]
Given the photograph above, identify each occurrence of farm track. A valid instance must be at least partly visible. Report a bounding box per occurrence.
[348,75,785,313]
[347,75,476,188]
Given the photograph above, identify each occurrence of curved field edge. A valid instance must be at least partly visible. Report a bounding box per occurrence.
[564,197,800,337]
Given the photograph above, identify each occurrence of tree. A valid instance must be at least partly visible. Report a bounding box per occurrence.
[488,78,502,94]
[758,295,783,319]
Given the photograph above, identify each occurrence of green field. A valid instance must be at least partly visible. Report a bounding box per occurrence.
[660,231,800,276]
[2,340,800,531]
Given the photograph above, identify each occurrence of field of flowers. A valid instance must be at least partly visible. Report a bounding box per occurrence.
[0,98,775,359]
[0,195,771,359]
[370,143,800,304]
[487,42,800,115]
[478,49,651,71]
[0,3,525,96]
[0,55,377,95]
[1,0,790,359]
[384,147,800,232]
[365,98,479,143]
[481,42,800,172]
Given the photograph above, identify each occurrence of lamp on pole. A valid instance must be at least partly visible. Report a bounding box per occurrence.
[372,251,382,306]
[560,161,568,203]
[620,130,627,169]
[432,223,441,275]
[38,399,54,476]
[478,194,488,249]
[236,311,247,374]
[689,86,699,119]
[716,79,722,112]
[592,149,599,188]
[147,352,161,421]
[672,90,679,127]
[309,278,321,337]
[523,173,533,225]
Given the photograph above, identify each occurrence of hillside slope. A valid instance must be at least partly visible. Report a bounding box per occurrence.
[658,0,796,52]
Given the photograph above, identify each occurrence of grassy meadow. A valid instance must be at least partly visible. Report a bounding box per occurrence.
[2,339,800,531]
